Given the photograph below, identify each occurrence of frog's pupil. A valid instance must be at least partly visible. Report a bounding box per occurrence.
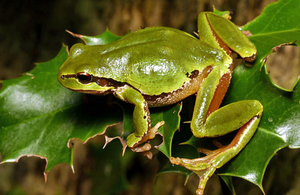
[77,72,92,84]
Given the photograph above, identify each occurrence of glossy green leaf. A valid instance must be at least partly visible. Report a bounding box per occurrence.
[0,46,123,173]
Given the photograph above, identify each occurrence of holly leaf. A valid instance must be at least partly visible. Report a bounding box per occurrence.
[0,45,124,174]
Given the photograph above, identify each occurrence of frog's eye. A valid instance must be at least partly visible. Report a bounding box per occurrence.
[76,72,92,84]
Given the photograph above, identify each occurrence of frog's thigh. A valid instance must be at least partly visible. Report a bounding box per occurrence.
[191,66,230,137]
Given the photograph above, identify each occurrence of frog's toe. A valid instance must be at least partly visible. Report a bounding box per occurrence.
[130,143,151,152]
[196,187,205,195]
[148,121,165,139]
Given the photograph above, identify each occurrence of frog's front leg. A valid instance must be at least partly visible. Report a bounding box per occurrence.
[115,85,164,158]
[170,67,263,195]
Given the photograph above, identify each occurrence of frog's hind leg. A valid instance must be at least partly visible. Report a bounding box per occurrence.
[170,66,263,195]
[171,106,262,194]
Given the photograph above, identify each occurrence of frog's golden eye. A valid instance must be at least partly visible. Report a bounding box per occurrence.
[76,72,92,84]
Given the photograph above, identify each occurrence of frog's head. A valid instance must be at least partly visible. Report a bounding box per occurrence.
[58,43,116,95]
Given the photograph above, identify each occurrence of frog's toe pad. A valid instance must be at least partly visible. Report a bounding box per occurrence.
[196,187,205,195]
[170,157,181,165]
[131,143,151,152]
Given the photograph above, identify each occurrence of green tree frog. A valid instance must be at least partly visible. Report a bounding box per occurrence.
[58,12,263,195]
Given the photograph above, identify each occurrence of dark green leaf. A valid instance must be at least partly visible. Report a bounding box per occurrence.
[0,46,123,173]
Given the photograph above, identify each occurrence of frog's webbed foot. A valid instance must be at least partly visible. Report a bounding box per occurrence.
[170,144,229,195]
[128,121,165,159]
[170,154,218,195]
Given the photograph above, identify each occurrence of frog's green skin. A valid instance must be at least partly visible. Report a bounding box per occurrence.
[58,12,263,195]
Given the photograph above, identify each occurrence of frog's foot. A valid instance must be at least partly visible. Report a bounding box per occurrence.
[170,154,218,195]
[172,144,235,195]
[171,142,238,195]
[170,148,223,195]
[128,121,165,159]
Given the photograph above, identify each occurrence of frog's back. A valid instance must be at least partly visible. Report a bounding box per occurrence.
[87,27,230,95]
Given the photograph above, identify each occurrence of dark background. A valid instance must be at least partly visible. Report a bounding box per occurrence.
[1,0,300,195]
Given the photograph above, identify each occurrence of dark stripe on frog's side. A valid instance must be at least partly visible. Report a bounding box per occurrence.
[144,66,213,107]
